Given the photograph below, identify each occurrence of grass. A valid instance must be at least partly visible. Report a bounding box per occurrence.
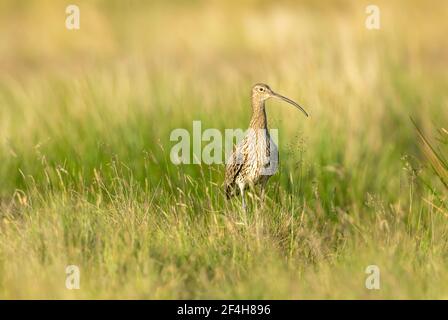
[0,0,448,299]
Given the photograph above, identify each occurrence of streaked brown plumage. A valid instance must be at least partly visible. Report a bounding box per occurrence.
[225,83,308,210]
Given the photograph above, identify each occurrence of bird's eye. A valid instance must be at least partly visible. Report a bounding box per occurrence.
[259,87,264,92]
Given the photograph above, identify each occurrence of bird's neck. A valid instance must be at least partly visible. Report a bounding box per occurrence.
[249,98,267,130]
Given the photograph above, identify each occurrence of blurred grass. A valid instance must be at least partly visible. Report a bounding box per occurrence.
[0,0,448,298]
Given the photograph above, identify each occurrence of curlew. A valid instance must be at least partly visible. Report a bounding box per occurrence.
[225,83,308,210]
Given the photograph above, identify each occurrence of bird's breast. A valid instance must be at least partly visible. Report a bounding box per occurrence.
[243,129,279,182]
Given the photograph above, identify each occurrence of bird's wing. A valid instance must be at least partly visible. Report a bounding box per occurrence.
[224,142,246,198]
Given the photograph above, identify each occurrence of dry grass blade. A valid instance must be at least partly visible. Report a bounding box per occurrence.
[411,117,448,191]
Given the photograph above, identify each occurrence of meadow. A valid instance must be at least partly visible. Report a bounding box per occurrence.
[0,0,447,299]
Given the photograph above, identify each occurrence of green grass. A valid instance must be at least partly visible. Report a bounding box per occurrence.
[0,0,448,299]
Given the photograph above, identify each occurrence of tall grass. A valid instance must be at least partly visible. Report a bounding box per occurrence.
[0,0,448,298]
[414,120,448,191]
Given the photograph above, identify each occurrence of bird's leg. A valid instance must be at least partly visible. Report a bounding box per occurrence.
[239,183,247,212]
[260,180,268,203]
[241,189,247,212]
[260,186,266,203]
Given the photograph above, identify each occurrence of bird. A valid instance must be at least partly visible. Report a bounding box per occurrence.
[225,83,308,210]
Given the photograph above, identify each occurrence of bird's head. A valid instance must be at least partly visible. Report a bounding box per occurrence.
[251,83,308,117]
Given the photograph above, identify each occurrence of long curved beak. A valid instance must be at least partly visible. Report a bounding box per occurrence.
[272,92,309,117]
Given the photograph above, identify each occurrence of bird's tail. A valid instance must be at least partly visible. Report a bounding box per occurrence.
[225,184,238,199]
